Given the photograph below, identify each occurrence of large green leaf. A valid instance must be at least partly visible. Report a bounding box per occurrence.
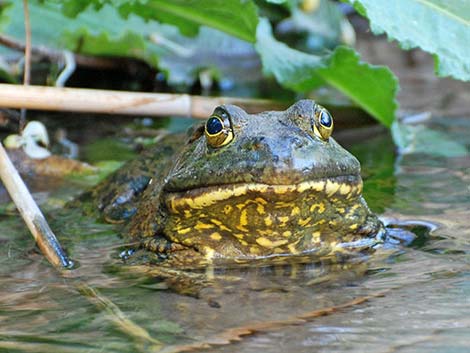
[255,18,398,126]
[1,1,259,85]
[348,0,470,81]
[2,1,166,67]
[59,0,259,42]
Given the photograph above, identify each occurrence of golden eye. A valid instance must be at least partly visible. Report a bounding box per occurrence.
[313,106,334,140]
[204,110,234,148]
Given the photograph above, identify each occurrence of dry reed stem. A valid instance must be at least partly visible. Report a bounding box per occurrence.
[0,142,71,268]
[0,84,288,118]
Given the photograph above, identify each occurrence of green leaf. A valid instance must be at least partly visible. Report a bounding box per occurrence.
[155,27,261,86]
[391,121,469,157]
[1,1,260,86]
[276,1,348,53]
[347,0,470,81]
[2,1,166,66]
[59,0,259,42]
[316,46,398,127]
[255,18,398,126]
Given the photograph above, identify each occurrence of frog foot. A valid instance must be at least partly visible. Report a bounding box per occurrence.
[141,237,186,254]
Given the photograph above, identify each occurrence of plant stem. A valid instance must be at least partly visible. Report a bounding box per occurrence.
[20,0,32,132]
[0,142,72,269]
[22,0,31,87]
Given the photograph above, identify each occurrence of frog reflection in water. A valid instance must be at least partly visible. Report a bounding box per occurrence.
[90,100,386,267]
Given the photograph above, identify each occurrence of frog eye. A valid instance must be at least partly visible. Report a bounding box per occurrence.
[313,106,334,140]
[205,110,234,148]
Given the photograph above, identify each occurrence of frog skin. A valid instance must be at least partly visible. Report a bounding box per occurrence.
[89,100,386,266]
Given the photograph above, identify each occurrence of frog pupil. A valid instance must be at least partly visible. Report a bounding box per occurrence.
[206,117,223,135]
[320,111,332,127]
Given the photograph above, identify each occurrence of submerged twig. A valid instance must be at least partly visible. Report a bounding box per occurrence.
[0,142,72,269]
[78,284,163,350]
[0,84,288,118]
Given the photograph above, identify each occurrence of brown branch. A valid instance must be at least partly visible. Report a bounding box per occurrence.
[0,35,28,52]
[0,142,72,269]
[0,84,289,118]
[0,34,142,71]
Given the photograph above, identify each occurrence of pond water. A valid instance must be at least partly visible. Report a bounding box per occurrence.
[0,115,469,353]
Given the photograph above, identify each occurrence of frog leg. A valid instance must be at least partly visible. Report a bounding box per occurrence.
[121,178,187,257]
[93,164,152,223]
[90,137,180,223]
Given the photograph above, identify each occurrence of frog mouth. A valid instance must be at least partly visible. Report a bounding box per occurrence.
[165,174,362,213]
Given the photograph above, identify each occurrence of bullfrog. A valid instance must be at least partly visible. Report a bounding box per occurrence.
[89,100,386,267]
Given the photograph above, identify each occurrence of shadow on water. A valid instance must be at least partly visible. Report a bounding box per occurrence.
[0,114,469,353]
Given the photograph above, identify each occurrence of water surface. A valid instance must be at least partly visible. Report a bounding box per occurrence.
[0,115,469,353]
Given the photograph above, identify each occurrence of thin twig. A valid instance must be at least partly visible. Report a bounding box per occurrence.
[22,0,31,87]
[0,84,289,118]
[20,0,32,131]
[0,142,72,269]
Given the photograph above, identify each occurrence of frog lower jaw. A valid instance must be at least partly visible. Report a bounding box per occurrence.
[164,175,362,214]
